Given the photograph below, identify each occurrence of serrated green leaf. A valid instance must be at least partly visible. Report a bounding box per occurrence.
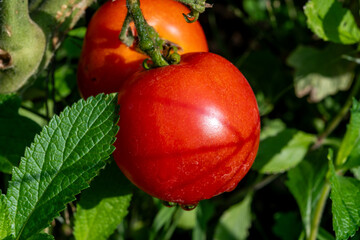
[304,0,360,44]
[73,160,132,240]
[253,129,315,173]
[214,194,252,240]
[286,150,328,237]
[6,94,119,240]
[337,98,360,168]
[0,193,12,239]
[329,159,360,240]
[287,44,355,102]
[272,212,302,240]
[0,94,41,173]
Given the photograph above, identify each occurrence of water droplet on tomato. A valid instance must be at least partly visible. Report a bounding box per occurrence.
[161,200,177,208]
[180,203,198,211]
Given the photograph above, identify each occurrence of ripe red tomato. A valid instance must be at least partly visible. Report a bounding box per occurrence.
[113,52,260,205]
[77,0,209,99]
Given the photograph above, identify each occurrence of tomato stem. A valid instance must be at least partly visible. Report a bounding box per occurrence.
[119,12,134,47]
[125,0,169,68]
[174,0,212,22]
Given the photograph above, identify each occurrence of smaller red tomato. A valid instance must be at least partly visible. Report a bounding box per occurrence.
[77,0,208,99]
[113,52,260,205]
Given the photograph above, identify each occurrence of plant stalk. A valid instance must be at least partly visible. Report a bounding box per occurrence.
[308,182,331,240]
[126,0,169,67]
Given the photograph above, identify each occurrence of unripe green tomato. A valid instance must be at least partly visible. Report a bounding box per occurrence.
[113,52,260,206]
[77,0,208,99]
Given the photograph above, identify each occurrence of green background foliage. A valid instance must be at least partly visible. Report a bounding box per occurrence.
[1,0,360,239]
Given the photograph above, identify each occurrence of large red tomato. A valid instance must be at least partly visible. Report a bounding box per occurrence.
[113,52,260,206]
[77,0,209,99]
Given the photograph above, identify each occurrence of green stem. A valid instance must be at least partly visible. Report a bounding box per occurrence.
[126,0,169,67]
[119,13,134,47]
[175,0,210,23]
[308,183,330,240]
[312,74,360,150]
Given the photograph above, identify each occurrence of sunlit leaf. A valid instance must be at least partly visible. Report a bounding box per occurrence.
[287,44,355,102]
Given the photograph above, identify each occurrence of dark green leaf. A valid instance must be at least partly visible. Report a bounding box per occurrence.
[287,44,355,102]
[6,94,119,240]
[214,194,252,240]
[73,160,132,240]
[28,233,55,240]
[193,200,215,240]
[272,212,302,240]
[240,50,287,115]
[304,0,360,44]
[253,129,315,173]
[286,150,328,237]
[318,227,336,240]
[150,206,177,237]
[0,94,41,173]
[337,98,360,168]
[329,159,360,240]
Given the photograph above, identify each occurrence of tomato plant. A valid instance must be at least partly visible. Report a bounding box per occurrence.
[113,52,260,206]
[4,0,360,239]
[77,0,209,99]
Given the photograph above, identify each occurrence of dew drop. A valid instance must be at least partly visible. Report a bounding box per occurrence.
[161,200,177,208]
[180,203,198,211]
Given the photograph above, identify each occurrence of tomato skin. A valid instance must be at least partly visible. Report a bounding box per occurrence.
[77,0,208,99]
[113,52,260,205]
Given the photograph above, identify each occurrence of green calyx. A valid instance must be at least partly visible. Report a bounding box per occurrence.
[176,0,212,23]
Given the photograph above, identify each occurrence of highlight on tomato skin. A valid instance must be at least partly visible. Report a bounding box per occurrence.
[77,0,209,99]
[113,52,260,205]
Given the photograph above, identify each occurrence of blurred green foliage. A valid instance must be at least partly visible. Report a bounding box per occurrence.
[2,0,360,239]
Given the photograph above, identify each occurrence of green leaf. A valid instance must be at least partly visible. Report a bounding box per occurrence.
[337,98,360,168]
[73,160,132,240]
[351,166,360,180]
[0,94,41,173]
[253,129,315,173]
[214,194,252,240]
[150,206,177,238]
[6,94,119,240]
[177,208,197,230]
[318,227,336,240]
[272,212,302,240]
[193,200,215,240]
[0,193,12,239]
[260,118,286,141]
[54,65,77,101]
[329,159,360,240]
[240,50,287,115]
[67,27,87,39]
[304,0,360,44]
[287,44,355,102]
[286,150,328,237]
[242,0,267,21]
